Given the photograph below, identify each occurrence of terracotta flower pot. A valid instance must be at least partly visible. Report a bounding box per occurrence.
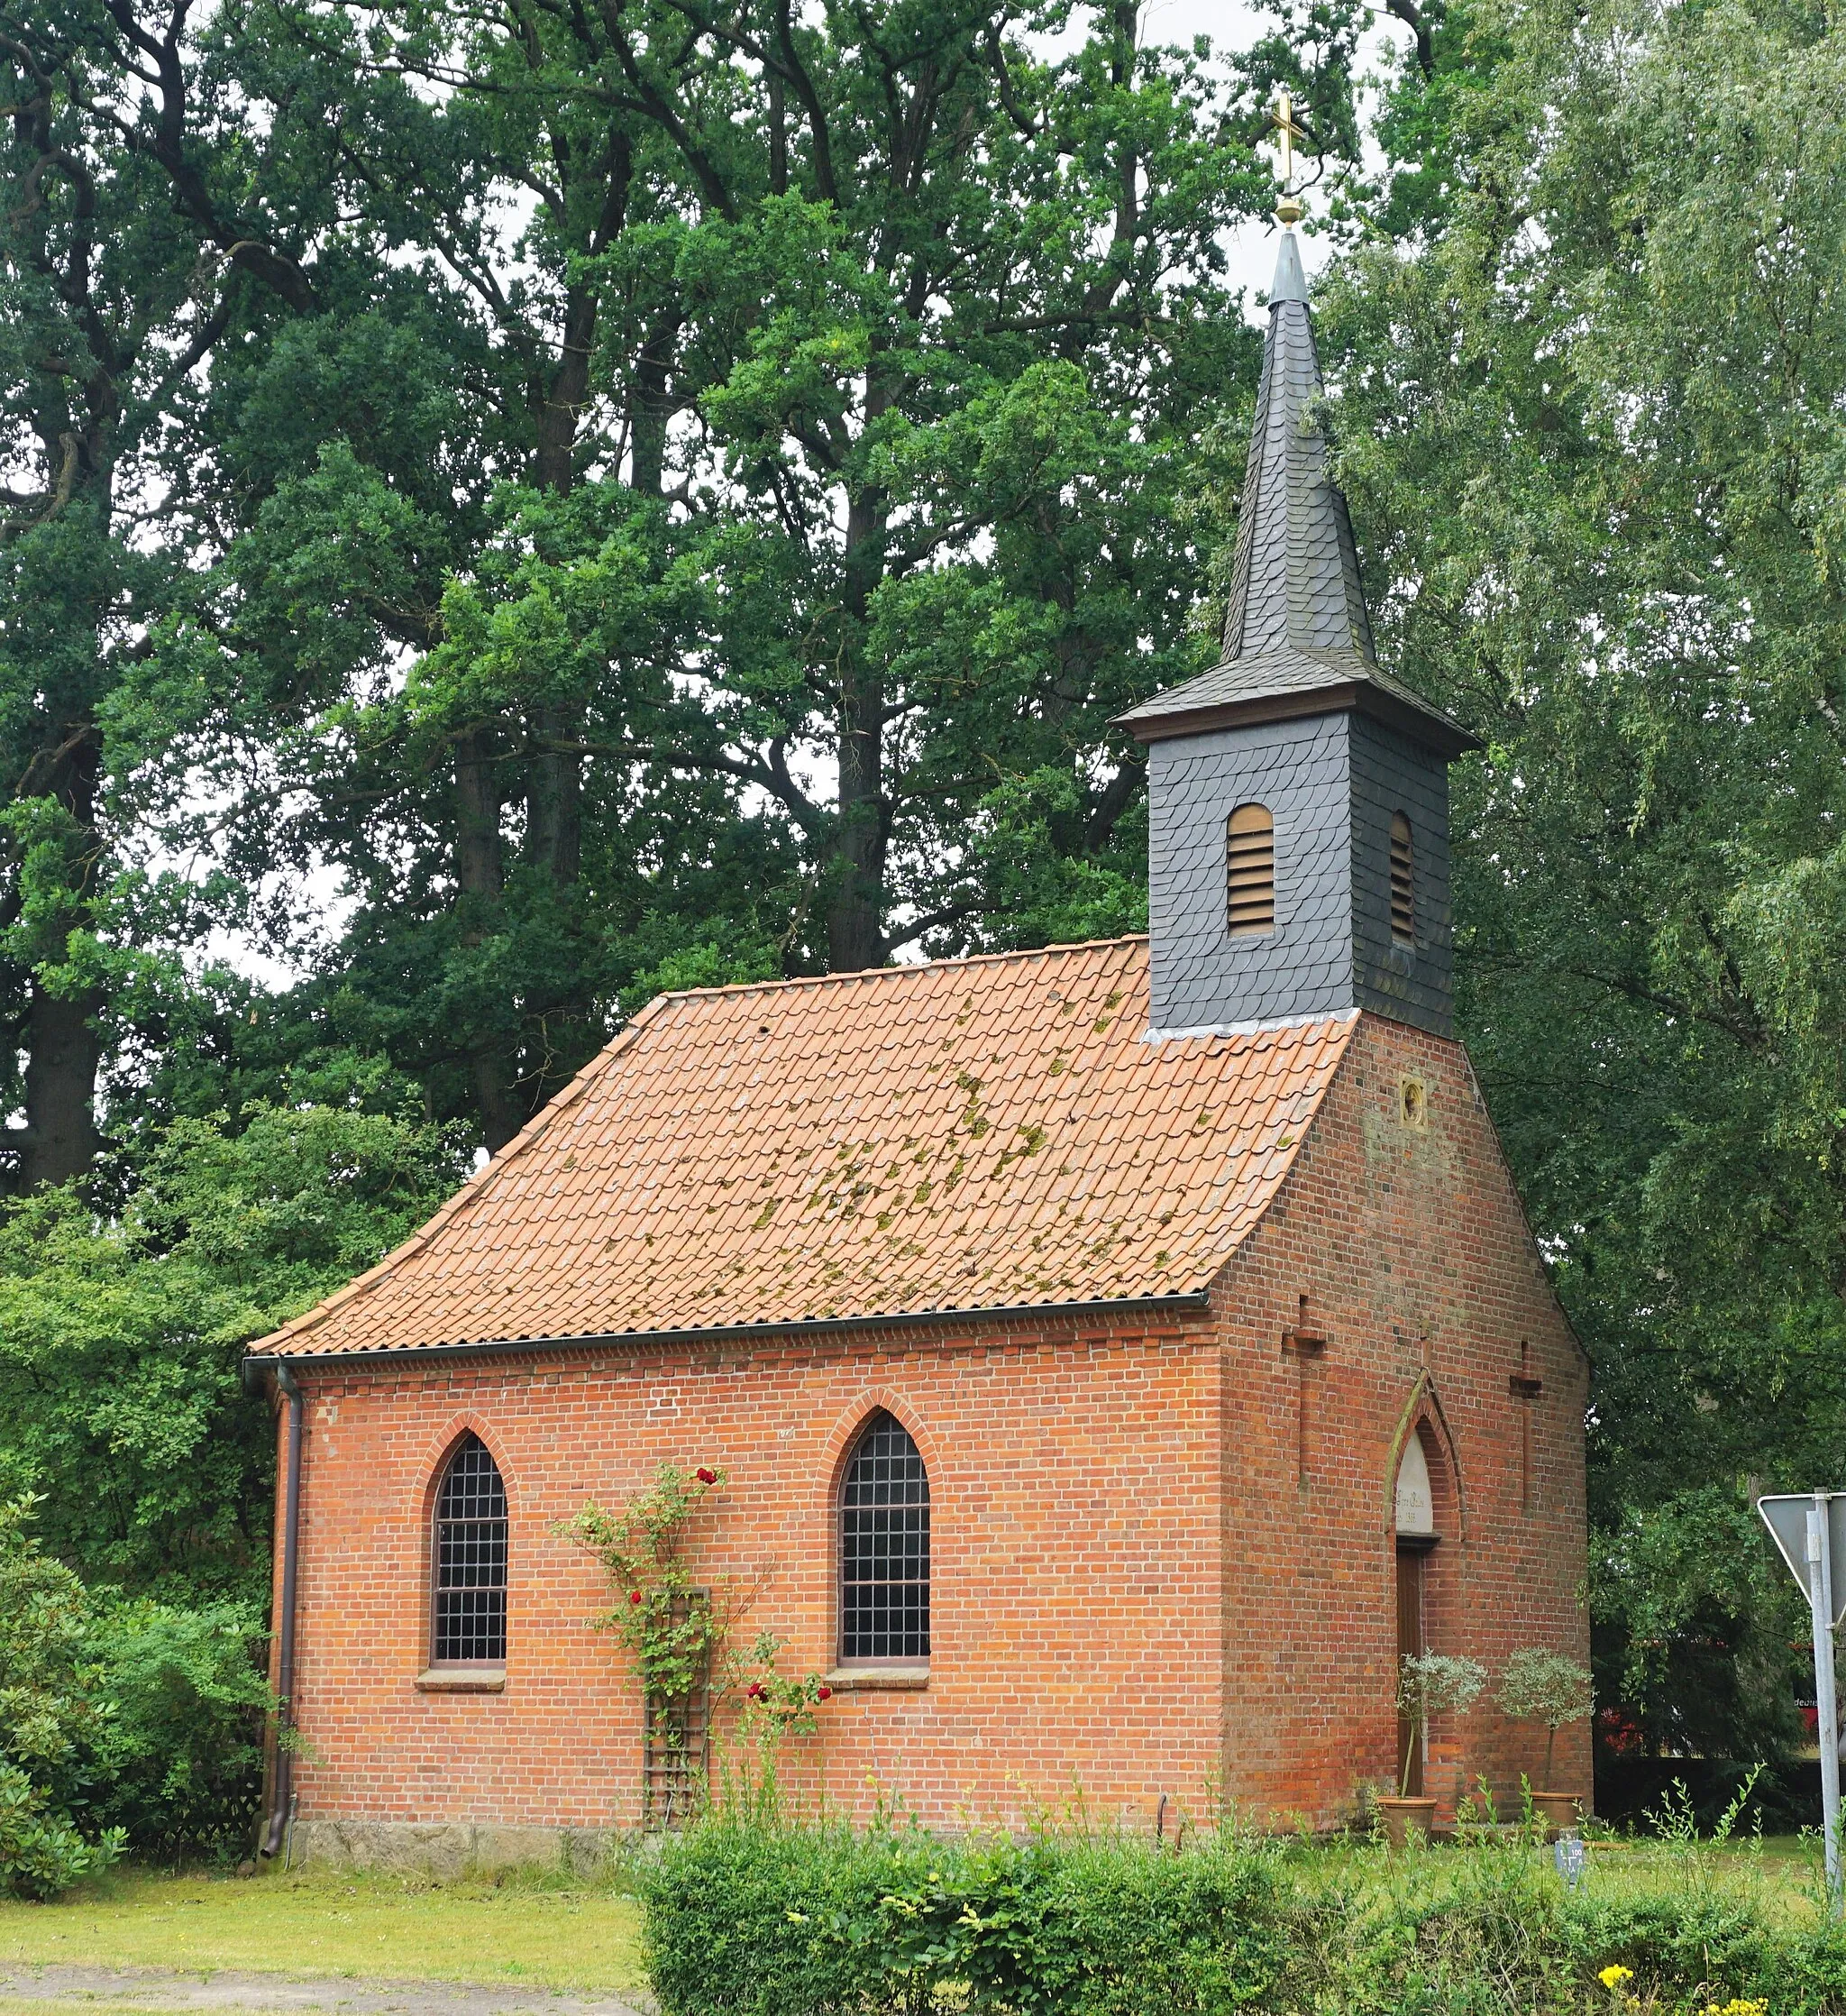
[1376,1795,1438,1846]
[1531,1791,1581,1837]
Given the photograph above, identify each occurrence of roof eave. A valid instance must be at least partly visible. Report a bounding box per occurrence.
[241,1289,1216,1372]
[1117,680,1483,759]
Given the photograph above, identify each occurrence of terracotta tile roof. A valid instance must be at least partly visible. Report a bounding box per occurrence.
[250,938,1356,1358]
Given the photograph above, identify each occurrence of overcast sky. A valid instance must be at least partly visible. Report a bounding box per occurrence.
[1129,0,1411,314]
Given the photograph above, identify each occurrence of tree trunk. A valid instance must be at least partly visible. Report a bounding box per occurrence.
[524,710,583,886]
[454,726,524,1152]
[827,680,886,972]
[520,278,605,1101]
[16,976,105,1189]
[628,312,681,499]
[525,283,590,890]
[535,280,596,495]
[4,723,107,1192]
[824,484,891,972]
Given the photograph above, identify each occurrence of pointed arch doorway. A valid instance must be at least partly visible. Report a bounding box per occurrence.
[1394,1432,1439,1795]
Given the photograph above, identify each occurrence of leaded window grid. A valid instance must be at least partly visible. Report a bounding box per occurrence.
[430,1432,508,1668]
[838,1410,930,1666]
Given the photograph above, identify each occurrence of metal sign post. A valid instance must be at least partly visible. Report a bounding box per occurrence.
[1758,1492,1846,1912]
[1818,1506,1841,1911]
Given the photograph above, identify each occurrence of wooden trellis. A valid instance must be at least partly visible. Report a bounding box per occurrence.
[642,1590,711,1828]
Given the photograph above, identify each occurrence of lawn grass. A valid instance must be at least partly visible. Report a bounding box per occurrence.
[0,1864,648,1993]
[0,2004,172,2015]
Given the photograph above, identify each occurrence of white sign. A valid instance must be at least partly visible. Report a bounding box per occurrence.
[1395,1437,1434,1536]
[1759,1493,1846,1625]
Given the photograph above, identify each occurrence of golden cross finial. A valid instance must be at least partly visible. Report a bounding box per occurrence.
[1270,89,1310,225]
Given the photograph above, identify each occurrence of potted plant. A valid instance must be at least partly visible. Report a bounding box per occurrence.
[1380,1652,1487,1844]
[1496,1648,1594,1836]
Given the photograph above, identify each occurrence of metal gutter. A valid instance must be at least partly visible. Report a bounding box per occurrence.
[240,1290,1215,1374]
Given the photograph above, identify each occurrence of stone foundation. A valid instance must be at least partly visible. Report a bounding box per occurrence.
[288,1818,616,1879]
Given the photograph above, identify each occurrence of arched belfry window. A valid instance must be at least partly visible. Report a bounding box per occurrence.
[1389,813,1415,946]
[431,1433,507,1667]
[840,1411,930,1665]
[1226,803,1275,937]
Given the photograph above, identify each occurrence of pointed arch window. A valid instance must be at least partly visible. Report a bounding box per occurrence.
[1227,802,1275,937]
[839,1411,930,1665]
[431,1433,507,1667]
[1389,813,1415,946]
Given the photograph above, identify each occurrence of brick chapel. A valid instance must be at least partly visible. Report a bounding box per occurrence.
[244,226,1588,1870]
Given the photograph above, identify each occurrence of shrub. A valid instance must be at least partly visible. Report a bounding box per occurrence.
[81,1599,273,1859]
[0,1497,124,1897]
[0,1764,123,1901]
[1496,1652,1595,1790]
[649,1814,1846,2016]
[1394,1655,1489,1798]
[644,1818,1289,2016]
[644,1819,907,2015]
[0,1493,98,1774]
[944,1832,1289,2014]
[1310,1826,1846,2014]
[0,1496,274,1882]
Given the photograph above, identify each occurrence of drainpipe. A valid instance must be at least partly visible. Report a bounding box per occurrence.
[244,1358,302,1858]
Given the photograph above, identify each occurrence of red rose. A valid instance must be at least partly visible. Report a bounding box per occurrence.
[817,1686,833,1702]
[745,1682,764,1700]
[696,1467,717,1486]
[629,1590,644,1606]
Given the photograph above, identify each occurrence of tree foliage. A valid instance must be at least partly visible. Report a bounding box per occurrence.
[0,1095,464,1598]
[0,1498,125,1895]
[109,0,1296,1154]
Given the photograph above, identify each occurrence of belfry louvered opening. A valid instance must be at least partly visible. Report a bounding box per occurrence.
[431,1432,507,1666]
[840,1410,929,1664]
[1389,813,1415,946]
[1226,802,1275,937]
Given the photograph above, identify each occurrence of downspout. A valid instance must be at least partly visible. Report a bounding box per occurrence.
[244,1357,302,1857]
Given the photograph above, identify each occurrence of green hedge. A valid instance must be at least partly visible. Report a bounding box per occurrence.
[644,1820,1289,2016]
[644,1819,1846,2016]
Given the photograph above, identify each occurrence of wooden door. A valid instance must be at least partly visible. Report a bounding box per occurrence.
[1395,1544,1426,1795]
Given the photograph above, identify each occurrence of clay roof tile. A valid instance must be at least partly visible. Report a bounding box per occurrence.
[250,939,1356,1357]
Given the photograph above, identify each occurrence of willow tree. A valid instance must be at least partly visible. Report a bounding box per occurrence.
[1321,0,1846,1759]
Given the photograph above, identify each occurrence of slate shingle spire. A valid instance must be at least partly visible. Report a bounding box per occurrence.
[1220,230,1376,666]
[1113,227,1474,754]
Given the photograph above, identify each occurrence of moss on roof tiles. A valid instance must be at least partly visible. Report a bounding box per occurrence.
[250,939,1357,1356]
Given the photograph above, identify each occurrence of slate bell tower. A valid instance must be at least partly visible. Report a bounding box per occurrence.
[1117,229,1480,1041]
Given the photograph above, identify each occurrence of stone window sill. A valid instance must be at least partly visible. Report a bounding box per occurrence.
[416,1667,506,1692]
[825,1666,929,1691]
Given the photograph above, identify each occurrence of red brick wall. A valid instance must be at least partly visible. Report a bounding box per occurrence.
[280,1316,1229,1836]
[1211,1014,1591,1823]
[271,1013,1587,1838]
